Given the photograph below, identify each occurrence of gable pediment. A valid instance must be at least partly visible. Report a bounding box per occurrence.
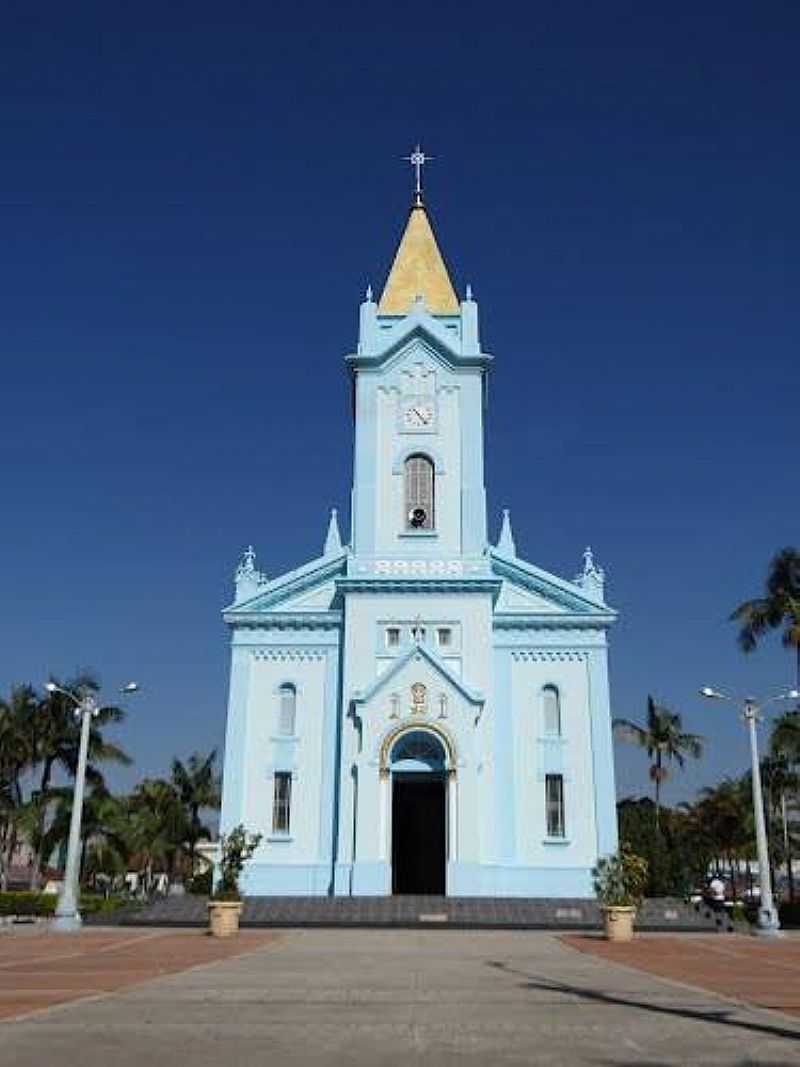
[347,312,491,373]
[223,551,346,622]
[352,642,484,709]
[496,582,566,614]
[490,550,617,621]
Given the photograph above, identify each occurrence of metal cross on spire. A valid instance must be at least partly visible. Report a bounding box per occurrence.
[403,143,433,204]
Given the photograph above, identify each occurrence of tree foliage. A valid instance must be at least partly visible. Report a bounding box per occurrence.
[731,546,800,686]
[171,750,221,874]
[613,696,703,828]
[0,672,220,896]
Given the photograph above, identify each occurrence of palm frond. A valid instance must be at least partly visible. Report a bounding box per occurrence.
[612,719,648,747]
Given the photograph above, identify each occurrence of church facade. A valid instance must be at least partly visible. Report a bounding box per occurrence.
[219,181,619,898]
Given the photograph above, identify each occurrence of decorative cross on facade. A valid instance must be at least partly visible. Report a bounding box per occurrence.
[403,144,432,202]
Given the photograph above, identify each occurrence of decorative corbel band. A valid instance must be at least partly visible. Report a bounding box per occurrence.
[251,649,327,662]
[510,650,589,662]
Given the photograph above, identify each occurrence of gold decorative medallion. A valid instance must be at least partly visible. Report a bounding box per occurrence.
[411,682,427,715]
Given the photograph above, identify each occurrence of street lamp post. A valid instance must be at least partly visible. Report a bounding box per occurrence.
[45,681,138,932]
[700,685,799,937]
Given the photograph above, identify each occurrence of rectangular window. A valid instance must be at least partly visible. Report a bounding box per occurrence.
[545,774,565,838]
[272,772,292,835]
[386,627,401,648]
[437,627,452,648]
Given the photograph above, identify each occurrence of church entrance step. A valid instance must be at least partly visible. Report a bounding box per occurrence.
[88,895,731,932]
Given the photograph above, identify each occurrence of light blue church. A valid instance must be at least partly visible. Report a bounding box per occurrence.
[219,168,619,897]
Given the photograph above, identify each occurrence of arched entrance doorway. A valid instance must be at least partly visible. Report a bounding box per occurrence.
[389,730,447,895]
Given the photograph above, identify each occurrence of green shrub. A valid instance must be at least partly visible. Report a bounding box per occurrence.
[729,901,749,926]
[0,892,57,916]
[213,824,262,901]
[592,842,649,907]
[186,869,212,895]
[79,894,130,914]
[0,892,130,917]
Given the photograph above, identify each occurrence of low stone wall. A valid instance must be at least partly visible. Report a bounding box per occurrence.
[93,894,730,932]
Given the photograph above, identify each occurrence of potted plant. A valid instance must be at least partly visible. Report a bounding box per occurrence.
[208,824,262,937]
[592,842,648,942]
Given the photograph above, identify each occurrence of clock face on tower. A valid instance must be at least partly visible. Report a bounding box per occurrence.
[402,400,435,430]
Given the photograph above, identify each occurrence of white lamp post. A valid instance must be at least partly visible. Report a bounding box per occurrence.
[45,681,138,932]
[699,685,800,937]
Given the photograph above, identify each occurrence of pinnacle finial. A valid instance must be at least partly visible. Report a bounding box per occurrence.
[403,143,433,205]
[575,544,606,596]
[465,283,473,301]
[234,545,267,600]
[365,283,373,302]
[324,508,342,555]
[497,508,516,557]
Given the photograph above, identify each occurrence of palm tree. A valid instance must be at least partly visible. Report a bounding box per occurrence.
[129,778,188,886]
[731,546,800,690]
[0,685,38,890]
[772,711,800,763]
[40,785,131,889]
[613,696,704,829]
[770,712,800,902]
[757,753,799,902]
[171,750,221,877]
[687,777,754,892]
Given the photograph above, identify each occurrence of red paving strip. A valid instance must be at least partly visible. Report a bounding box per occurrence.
[562,933,800,1017]
[0,928,280,1021]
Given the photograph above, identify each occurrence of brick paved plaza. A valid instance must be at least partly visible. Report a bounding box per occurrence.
[564,933,800,1019]
[2,928,800,1065]
[0,928,276,1021]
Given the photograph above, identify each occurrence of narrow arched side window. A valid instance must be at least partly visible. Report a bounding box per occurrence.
[542,685,561,737]
[404,454,434,530]
[278,684,296,736]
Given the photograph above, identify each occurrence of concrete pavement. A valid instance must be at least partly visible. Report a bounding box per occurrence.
[2,928,800,1065]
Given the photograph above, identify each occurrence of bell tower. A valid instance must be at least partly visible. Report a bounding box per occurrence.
[347,150,492,567]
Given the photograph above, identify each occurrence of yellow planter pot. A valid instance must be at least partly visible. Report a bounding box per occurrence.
[208,900,243,938]
[602,905,636,942]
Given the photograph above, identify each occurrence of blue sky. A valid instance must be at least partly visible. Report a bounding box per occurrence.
[1,2,797,805]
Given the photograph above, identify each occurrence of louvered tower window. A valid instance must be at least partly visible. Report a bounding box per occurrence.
[404,454,434,530]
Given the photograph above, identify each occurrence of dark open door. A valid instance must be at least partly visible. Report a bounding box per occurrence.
[392,775,446,895]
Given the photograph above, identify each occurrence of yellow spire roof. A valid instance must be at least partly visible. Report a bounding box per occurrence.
[378,202,459,315]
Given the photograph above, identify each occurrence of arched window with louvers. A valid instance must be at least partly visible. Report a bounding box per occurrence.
[404,454,435,531]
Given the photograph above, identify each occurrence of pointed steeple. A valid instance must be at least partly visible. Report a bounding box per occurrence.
[323,508,342,555]
[378,202,459,315]
[497,508,516,557]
